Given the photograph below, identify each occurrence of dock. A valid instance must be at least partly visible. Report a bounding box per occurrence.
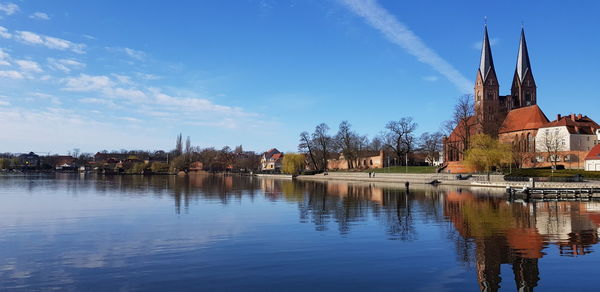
[506,186,600,201]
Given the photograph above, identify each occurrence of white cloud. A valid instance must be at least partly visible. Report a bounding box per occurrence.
[30,92,61,105]
[0,48,10,65]
[123,48,145,60]
[0,2,18,15]
[473,37,499,50]
[136,72,160,80]
[15,30,86,54]
[0,70,23,79]
[339,0,471,93]
[423,75,438,82]
[63,74,114,91]
[0,100,9,106]
[15,60,43,73]
[0,26,11,38]
[80,98,118,107]
[29,12,50,20]
[47,58,85,73]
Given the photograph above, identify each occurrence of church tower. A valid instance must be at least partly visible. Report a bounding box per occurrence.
[510,27,536,108]
[474,24,500,134]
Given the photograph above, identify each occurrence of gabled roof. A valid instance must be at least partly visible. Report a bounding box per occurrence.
[270,153,283,162]
[516,28,532,82]
[499,105,549,134]
[585,145,600,161]
[540,115,600,135]
[479,25,496,82]
[446,116,479,143]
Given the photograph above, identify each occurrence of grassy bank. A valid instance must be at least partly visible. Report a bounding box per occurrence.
[366,166,437,174]
[506,169,600,179]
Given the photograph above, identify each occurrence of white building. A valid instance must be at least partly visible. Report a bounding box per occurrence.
[535,114,599,153]
[584,130,600,171]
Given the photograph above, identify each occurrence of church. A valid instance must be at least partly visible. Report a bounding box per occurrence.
[442,25,599,173]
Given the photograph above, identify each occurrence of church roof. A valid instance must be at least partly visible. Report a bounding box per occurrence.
[446,116,479,143]
[499,105,549,134]
[516,28,532,82]
[479,25,496,81]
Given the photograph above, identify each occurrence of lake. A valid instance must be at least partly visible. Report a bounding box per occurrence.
[1,174,599,291]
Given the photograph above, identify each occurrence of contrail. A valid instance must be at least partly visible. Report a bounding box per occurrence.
[340,0,472,93]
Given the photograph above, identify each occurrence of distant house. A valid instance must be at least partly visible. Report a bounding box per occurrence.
[53,156,76,170]
[261,148,284,171]
[327,150,385,170]
[585,130,600,171]
[18,152,40,168]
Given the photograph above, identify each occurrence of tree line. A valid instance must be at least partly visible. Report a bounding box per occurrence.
[297,119,444,172]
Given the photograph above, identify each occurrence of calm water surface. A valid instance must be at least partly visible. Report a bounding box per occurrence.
[1,174,599,291]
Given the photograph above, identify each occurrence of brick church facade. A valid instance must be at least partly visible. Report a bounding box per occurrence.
[442,25,599,173]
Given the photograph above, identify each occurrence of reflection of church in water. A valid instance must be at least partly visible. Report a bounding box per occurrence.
[445,191,600,291]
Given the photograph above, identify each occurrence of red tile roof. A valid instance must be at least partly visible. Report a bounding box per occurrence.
[446,116,479,143]
[585,145,600,161]
[540,114,599,135]
[499,105,549,134]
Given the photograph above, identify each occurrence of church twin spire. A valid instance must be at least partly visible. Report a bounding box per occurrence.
[479,24,496,82]
[477,23,536,109]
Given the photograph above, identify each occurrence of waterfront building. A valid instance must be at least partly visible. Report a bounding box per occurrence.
[442,24,598,172]
[260,148,284,171]
[327,150,385,170]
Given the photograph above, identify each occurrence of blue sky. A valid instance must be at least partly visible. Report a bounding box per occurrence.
[0,0,598,154]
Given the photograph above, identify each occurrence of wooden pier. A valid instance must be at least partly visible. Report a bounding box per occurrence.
[506,187,600,201]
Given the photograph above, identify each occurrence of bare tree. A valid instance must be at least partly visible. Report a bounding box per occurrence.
[299,131,318,170]
[383,117,418,165]
[537,129,564,168]
[419,132,443,165]
[313,123,333,171]
[443,95,476,157]
[185,136,191,154]
[335,121,360,169]
[175,133,183,157]
[369,136,383,151]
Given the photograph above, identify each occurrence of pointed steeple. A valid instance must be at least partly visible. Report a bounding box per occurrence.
[516,27,532,82]
[479,24,496,81]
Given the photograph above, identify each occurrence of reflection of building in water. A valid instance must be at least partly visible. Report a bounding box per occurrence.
[444,191,600,291]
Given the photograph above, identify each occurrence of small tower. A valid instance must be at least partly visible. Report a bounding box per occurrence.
[474,23,500,133]
[511,27,537,108]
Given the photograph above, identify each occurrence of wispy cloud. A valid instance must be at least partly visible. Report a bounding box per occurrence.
[29,12,50,20]
[15,60,43,73]
[0,2,18,15]
[0,70,23,79]
[0,48,10,65]
[14,30,86,54]
[47,58,85,73]
[339,0,471,93]
[107,47,146,60]
[423,75,439,82]
[0,26,11,38]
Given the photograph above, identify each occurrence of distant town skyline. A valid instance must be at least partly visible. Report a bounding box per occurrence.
[0,0,598,154]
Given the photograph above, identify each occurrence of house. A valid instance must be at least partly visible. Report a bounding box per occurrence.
[535,114,600,167]
[52,155,76,170]
[327,150,385,170]
[585,130,600,171]
[18,152,40,168]
[260,148,284,171]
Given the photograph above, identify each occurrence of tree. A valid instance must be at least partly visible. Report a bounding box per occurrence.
[299,131,318,170]
[335,121,360,169]
[151,161,169,173]
[185,136,191,155]
[537,128,564,169]
[443,95,476,157]
[281,153,306,175]
[383,117,417,165]
[175,133,183,157]
[369,136,383,151]
[419,132,443,165]
[312,123,333,171]
[464,134,512,180]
